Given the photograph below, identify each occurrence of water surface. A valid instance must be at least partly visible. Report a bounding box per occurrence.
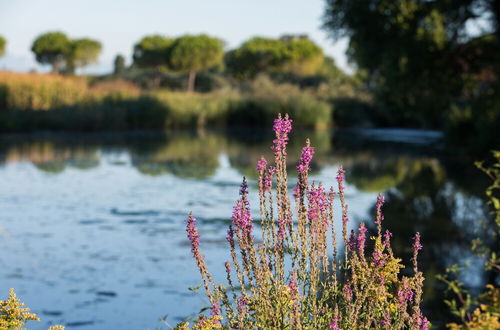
[0,129,490,329]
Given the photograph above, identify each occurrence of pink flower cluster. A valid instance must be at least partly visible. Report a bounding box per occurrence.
[357,222,367,254]
[336,166,346,184]
[232,199,252,235]
[297,143,314,173]
[288,273,299,296]
[397,286,414,305]
[271,115,292,154]
[383,230,392,247]
[375,193,385,226]
[256,156,267,172]
[237,296,248,313]
[307,185,329,222]
[413,232,423,252]
[232,179,253,235]
[329,313,340,330]
[372,250,386,268]
[264,167,275,192]
[185,213,201,251]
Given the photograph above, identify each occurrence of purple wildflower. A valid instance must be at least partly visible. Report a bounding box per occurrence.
[226,225,235,246]
[336,166,346,184]
[224,261,231,274]
[232,200,252,234]
[381,312,390,327]
[211,302,221,316]
[348,230,356,250]
[288,273,299,296]
[344,284,353,300]
[419,313,429,330]
[263,167,275,192]
[413,232,423,251]
[297,139,314,173]
[232,178,253,235]
[412,232,423,270]
[237,296,248,313]
[329,311,340,330]
[185,213,201,252]
[372,250,386,267]
[256,156,267,172]
[239,176,248,198]
[375,193,385,227]
[271,114,293,155]
[397,287,414,305]
[357,222,367,255]
[383,230,393,247]
[307,185,329,222]
[293,184,300,199]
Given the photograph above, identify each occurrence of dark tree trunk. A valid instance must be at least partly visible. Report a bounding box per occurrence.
[52,60,61,74]
[187,71,196,92]
[493,0,500,38]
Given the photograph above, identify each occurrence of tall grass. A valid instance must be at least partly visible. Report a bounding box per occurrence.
[180,114,429,329]
[0,71,88,110]
[0,72,335,132]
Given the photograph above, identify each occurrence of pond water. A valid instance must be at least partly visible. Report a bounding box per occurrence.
[0,129,491,329]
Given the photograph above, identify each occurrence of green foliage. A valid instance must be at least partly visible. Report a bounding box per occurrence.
[230,75,332,130]
[438,152,500,328]
[65,38,102,73]
[0,288,40,329]
[323,0,500,133]
[0,72,336,132]
[132,34,173,69]
[31,31,71,73]
[226,35,324,79]
[113,54,126,75]
[169,34,224,73]
[0,35,6,57]
[0,288,65,330]
[169,34,224,91]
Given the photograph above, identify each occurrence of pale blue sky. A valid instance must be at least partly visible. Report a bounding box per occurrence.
[0,0,350,74]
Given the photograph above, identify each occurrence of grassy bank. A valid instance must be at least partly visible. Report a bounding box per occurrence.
[0,72,337,132]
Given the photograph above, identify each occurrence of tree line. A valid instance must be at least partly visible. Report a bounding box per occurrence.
[0,32,327,92]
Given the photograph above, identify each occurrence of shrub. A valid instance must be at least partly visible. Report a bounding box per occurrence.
[0,288,64,330]
[181,114,429,329]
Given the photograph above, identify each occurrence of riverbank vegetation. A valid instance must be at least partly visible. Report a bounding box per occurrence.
[180,115,430,328]
[0,70,363,131]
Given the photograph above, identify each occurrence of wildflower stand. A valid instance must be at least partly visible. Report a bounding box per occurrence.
[181,114,429,329]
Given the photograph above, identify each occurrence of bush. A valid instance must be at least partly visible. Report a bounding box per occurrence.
[181,114,429,329]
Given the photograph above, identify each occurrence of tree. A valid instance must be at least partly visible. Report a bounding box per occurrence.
[225,35,324,79]
[0,36,5,58]
[323,0,500,128]
[114,54,126,75]
[168,34,224,92]
[65,38,102,73]
[132,35,173,69]
[31,32,70,73]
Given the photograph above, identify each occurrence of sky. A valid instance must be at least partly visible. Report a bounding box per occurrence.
[0,0,350,74]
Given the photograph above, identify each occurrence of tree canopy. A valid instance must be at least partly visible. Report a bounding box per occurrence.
[323,0,500,128]
[225,35,324,78]
[168,34,224,91]
[66,38,102,73]
[0,36,5,57]
[133,35,173,69]
[31,32,70,73]
[31,32,101,74]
